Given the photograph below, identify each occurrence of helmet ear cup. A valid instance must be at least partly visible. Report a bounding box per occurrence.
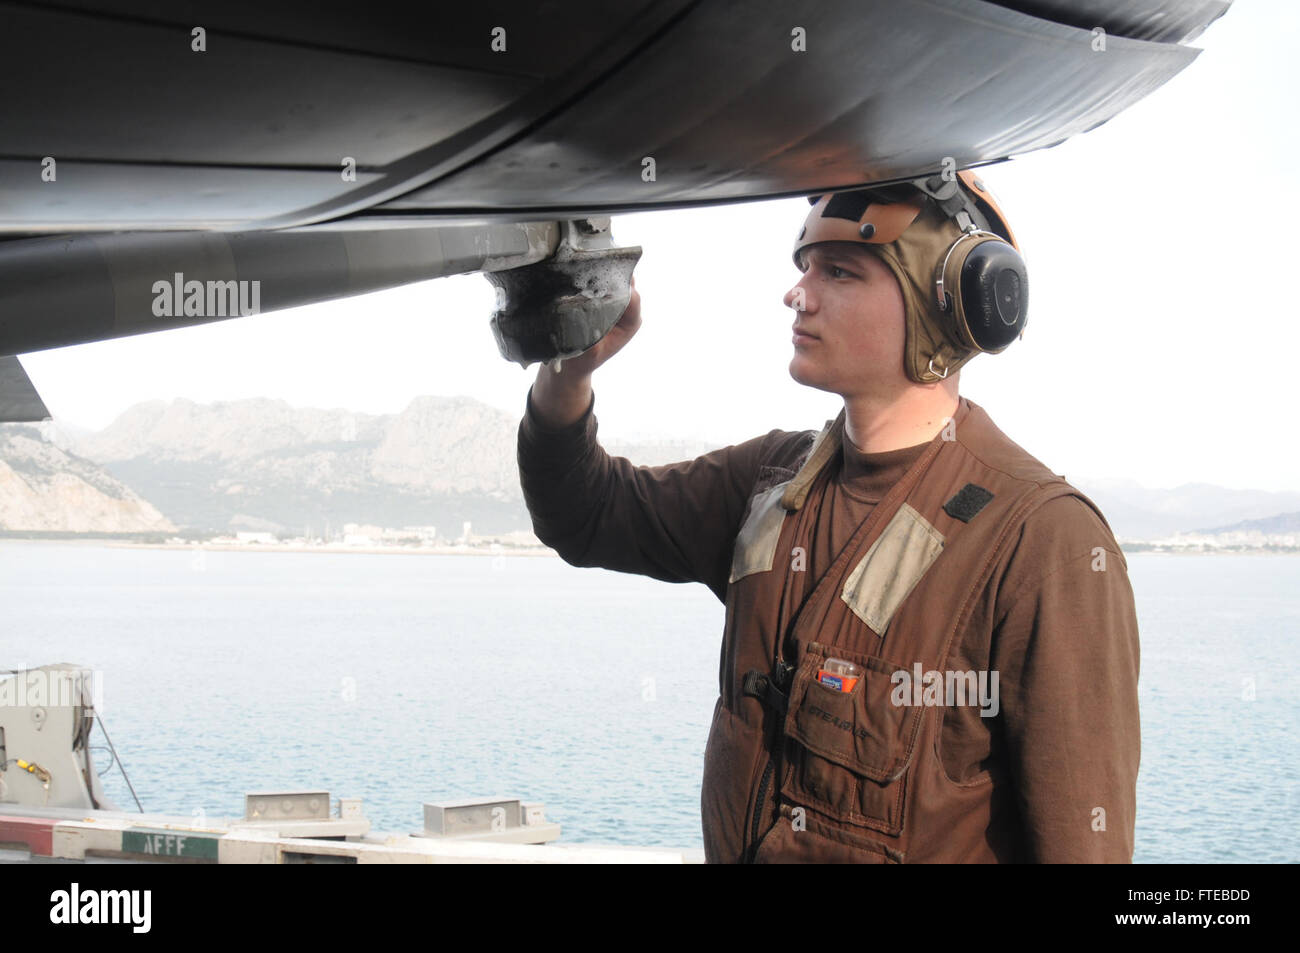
[937,235,1028,353]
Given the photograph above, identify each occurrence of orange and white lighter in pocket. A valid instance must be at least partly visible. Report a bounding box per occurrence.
[817,657,862,692]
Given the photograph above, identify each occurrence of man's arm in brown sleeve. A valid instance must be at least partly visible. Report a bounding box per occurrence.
[517,382,782,602]
[991,496,1142,862]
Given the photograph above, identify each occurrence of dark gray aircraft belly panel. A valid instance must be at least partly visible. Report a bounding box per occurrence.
[0,0,1232,409]
[0,0,1227,233]
[6,5,532,168]
[376,0,1206,220]
[986,0,1229,43]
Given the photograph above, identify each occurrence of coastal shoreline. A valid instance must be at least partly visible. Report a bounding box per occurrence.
[0,537,558,557]
[1,537,1296,556]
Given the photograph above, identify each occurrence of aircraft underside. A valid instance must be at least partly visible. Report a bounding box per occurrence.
[0,0,1231,418]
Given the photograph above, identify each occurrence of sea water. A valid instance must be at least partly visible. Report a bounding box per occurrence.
[0,542,1295,862]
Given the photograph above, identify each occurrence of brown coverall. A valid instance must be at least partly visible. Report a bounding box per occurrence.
[517,387,1141,863]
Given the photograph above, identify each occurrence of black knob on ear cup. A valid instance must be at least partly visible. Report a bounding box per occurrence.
[959,241,1027,351]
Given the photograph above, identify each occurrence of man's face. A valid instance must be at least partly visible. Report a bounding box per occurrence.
[784,242,907,397]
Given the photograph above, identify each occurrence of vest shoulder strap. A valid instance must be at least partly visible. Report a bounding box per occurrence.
[780,409,845,511]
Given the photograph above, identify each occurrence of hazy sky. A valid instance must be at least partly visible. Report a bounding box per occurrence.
[20,2,1299,491]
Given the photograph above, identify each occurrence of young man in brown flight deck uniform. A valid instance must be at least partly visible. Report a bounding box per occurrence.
[516,171,1141,863]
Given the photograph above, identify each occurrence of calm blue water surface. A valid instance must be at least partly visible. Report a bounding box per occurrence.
[1,542,1295,862]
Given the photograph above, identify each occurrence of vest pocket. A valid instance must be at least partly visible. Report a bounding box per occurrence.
[752,803,901,864]
[781,641,921,837]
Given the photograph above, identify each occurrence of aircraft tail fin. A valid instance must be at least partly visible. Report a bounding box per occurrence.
[0,355,51,422]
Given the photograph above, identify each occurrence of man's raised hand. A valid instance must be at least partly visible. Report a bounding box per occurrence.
[529,277,640,429]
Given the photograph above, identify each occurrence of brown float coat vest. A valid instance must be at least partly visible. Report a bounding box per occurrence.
[704,395,1107,863]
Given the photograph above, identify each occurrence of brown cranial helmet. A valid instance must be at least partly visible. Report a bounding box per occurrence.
[792,169,1027,383]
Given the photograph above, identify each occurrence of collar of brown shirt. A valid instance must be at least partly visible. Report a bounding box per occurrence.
[837,431,931,503]
[800,432,932,590]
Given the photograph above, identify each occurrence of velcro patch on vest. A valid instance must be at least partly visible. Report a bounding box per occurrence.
[729,481,791,583]
[841,503,945,636]
[942,483,994,523]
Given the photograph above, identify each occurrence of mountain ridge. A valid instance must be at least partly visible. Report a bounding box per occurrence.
[0,424,175,533]
[59,395,723,535]
[4,396,1296,542]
